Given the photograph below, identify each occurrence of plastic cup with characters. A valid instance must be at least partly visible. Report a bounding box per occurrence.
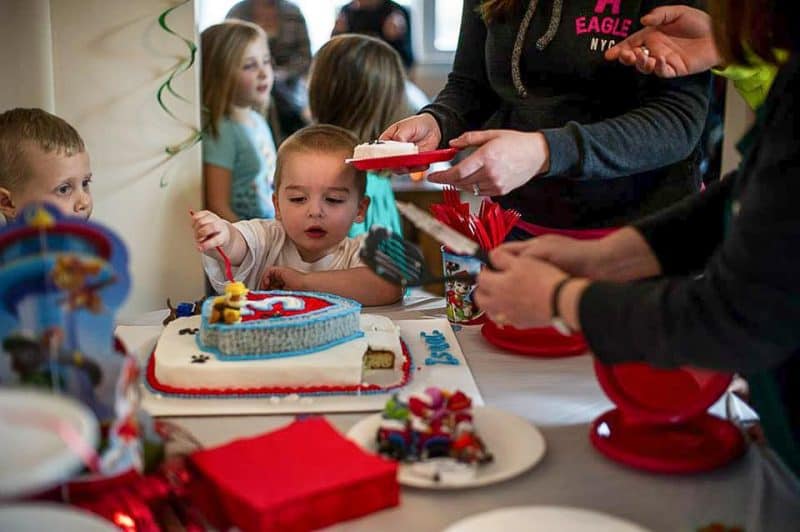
[441,246,485,325]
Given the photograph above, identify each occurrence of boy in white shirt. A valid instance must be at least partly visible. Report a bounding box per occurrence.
[192,124,402,306]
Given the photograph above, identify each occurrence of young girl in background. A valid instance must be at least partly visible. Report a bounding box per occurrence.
[307,34,405,238]
[201,20,277,222]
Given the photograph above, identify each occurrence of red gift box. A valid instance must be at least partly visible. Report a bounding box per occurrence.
[189,417,399,531]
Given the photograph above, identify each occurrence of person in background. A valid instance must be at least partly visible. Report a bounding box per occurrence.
[201,20,277,223]
[381,0,710,237]
[308,34,405,238]
[226,0,312,140]
[332,0,415,72]
[474,0,800,475]
[0,108,93,222]
[192,124,402,306]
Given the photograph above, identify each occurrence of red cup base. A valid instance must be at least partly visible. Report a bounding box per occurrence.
[590,408,746,474]
[481,320,588,358]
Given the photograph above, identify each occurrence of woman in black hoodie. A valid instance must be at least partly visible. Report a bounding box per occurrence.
[382,0,710,232]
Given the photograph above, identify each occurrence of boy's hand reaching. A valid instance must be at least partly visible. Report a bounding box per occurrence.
[192,210,232,253]
[261,266,306,291]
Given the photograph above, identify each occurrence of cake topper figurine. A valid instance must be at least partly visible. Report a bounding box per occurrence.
[209,281,249,324]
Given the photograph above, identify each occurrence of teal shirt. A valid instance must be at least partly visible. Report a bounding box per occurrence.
[203,110,276,219]
[348,172,403,238]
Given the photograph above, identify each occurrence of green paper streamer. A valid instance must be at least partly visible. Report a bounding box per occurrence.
[157,0,202,186]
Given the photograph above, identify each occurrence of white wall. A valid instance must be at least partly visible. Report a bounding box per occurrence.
[721,81,754,177]
[0,0,55,110]
[0,0,204,318]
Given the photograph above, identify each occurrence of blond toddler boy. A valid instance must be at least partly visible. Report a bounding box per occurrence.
[192,124,402,306]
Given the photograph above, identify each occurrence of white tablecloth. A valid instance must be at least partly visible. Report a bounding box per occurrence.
[117,290,800,532]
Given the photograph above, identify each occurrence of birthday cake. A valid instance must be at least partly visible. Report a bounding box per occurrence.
[352,140,418,160]
[146,287,410,397]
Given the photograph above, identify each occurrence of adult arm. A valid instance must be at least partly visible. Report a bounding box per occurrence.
[604,4,780,110]
[541,67,710,179]
[604,5,720,78]
[578,58,800,373]
[632,175,734,275]
[420,0,501,146]
[539,0,711,180]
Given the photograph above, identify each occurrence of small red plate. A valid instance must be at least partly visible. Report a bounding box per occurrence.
[347,148,459,171]
[590,408,745,474]
[481,319,588,358]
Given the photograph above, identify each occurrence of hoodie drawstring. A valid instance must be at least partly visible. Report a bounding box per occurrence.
[511,0,564,98]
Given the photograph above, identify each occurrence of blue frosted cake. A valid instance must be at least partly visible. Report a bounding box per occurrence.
[199,290,363,359]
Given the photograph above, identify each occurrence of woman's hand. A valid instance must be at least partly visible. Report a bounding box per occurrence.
[191,210,232,253]
[604,5,719,78]
[380,113,441,150]
[497,235,604,279]
[474,246,568,329]
[426,130,549,196]
[498,227,661,282]
[379,113,442,172]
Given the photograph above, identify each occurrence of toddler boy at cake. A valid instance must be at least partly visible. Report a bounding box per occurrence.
[192,124,402,306]
[0,108,93,223]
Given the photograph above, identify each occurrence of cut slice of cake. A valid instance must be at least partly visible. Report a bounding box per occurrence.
[351,140,418,160]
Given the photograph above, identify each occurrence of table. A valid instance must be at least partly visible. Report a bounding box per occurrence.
[118,291,800,532]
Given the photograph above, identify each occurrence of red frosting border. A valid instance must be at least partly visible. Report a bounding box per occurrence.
[146,340,412,396]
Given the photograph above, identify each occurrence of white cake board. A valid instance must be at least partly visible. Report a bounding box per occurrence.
[118,319,482,417]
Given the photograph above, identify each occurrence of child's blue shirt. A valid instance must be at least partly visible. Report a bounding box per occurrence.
[203,109,276,219]
[348,172,402,238]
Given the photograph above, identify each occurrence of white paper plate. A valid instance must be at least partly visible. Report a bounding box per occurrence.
[444,506,652,532]
[0,503,117,532]
[347,405,545,489]
[0,388,99,498]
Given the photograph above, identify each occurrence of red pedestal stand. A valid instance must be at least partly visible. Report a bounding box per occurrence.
[590,361,745,473]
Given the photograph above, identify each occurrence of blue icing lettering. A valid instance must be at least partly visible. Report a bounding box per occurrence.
[421,329,459,365]
[420,330,445,340]
[425,352,459,365]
